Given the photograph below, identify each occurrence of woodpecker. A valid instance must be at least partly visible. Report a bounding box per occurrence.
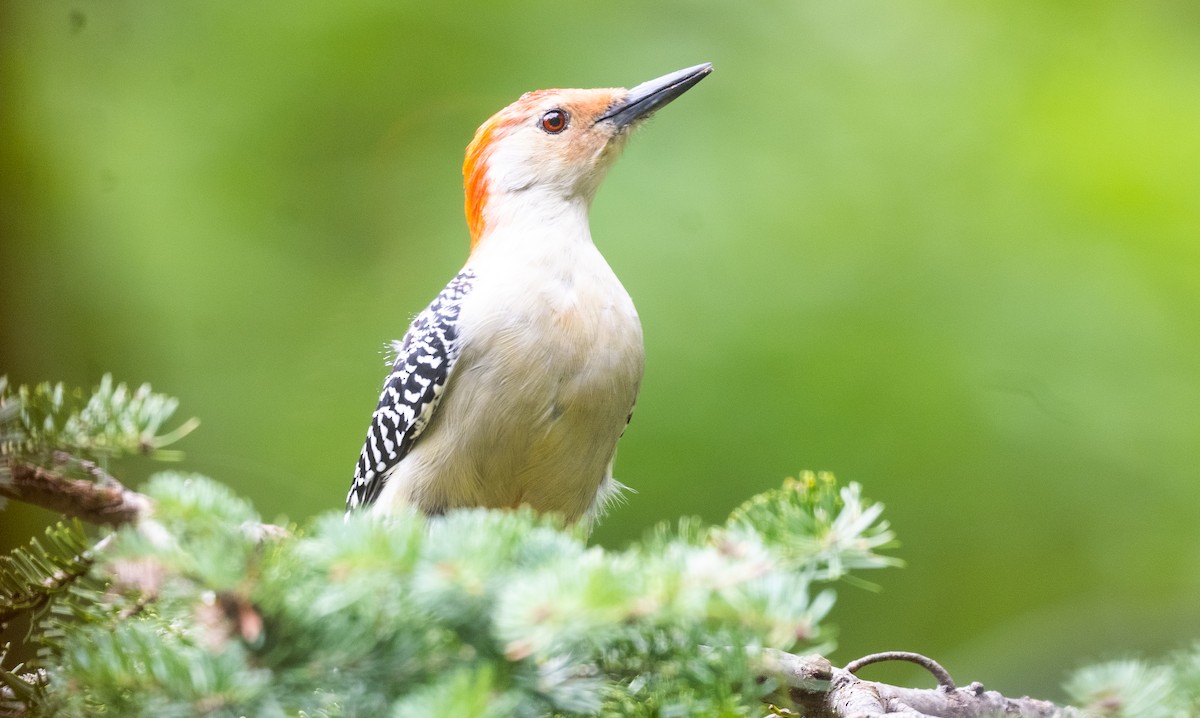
[346,63,712,524]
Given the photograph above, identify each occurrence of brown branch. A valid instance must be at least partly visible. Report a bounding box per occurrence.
[1,460,151,526]
[763,650,1087,717]
[845,651,956,690]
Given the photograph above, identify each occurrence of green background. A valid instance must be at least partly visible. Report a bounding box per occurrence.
[3,0,1198,701]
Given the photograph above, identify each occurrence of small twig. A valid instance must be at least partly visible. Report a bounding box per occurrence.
[1,460,151,527]
[845,651,956,690]
[762,650,1085,717]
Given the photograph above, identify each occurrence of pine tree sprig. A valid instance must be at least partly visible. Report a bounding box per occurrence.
[0,374,198,472]
[1064,644,1200,718]
[723,470,903,585]
[0,521,97,626]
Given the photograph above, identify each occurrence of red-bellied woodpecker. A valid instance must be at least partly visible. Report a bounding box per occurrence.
[346,63,712,524]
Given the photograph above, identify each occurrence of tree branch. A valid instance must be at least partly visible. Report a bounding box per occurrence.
[1,460,150,526]
[763,650,1087,717]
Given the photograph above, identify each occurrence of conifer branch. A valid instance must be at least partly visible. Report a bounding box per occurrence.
[0,523,106,629]
[0,375,182,525]
[0,665,44,718]
[0,460,150,527]
[0,374,1187,717]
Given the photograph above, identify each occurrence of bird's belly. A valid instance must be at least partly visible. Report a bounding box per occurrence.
[379,279,644,522]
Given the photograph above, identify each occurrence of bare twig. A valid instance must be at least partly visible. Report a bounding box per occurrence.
[763,650,1087,717]
[1,460,151,526]
[845,651,956,690]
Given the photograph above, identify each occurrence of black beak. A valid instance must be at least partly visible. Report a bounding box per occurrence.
[597,62,713,129]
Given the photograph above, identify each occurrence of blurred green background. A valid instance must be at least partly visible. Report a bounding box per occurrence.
[3,0,1198,701]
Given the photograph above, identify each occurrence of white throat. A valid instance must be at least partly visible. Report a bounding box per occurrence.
[474,188,596,261]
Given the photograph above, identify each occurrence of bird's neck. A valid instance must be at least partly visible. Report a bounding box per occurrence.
[469,189,596,261]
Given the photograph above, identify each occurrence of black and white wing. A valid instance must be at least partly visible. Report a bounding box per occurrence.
[345,269,475,512]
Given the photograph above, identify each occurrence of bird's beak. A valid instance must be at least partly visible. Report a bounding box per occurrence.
[597,62,713,129]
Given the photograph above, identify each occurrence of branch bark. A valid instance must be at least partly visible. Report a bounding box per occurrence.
[1,459,150,526]
[763,650,1088,717]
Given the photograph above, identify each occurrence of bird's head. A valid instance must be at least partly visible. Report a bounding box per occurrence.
[463,63,712,246]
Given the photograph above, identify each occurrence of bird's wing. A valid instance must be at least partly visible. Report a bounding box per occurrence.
[346,268,476,512]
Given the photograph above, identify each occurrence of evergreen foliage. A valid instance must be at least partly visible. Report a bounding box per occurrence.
[1,378,907,715]
[0,521,94,628]
[1064,646,1200,718]
[5,376,1200,717]
[4,467,898,716]
[0,374,198,477]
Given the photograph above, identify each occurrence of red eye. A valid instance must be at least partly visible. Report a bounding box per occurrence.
[540,109,569,134]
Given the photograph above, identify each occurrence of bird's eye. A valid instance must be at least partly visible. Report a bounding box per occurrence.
[540,109,569,134]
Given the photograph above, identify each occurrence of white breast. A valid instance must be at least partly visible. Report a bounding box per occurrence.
[372,219,645,523]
